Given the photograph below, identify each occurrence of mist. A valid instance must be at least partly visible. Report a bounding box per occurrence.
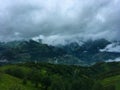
[0,0,120,45]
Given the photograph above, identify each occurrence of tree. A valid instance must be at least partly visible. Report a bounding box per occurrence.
[49,75,65,90]
[28,69,41,88]
[92,82,104,90]
[9,84,23,90]
[104,85,115,90]
[5,67,25,79]
[70,79,83,90]
[41,76,51,90]
[22,77,27,85]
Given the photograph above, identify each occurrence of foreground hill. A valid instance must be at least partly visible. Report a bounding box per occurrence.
[0,62,120,90]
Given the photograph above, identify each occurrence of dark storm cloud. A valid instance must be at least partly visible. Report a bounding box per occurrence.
[0,0,120,45]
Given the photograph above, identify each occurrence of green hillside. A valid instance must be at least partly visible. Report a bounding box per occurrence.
[101,75,120,90]
[0,62,120,90]
[0,73,37,90]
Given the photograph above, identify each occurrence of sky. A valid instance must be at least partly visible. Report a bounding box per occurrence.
[0,0,120,45]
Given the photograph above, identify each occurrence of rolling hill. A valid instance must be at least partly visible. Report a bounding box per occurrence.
[0,62,120,90]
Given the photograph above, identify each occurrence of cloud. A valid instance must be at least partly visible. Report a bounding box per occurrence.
[106,57,120,62]
[0,0,120,44]
[100,42,120,53]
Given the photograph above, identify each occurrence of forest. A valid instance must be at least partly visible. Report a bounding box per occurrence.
[0,62,120,90]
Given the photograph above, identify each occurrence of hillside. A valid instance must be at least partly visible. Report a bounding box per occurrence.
[0,62,120,90]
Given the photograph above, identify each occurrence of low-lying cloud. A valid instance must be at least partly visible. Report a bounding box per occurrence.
[100,42,120,53]
[0,0,120,44]
[106,57,120,62]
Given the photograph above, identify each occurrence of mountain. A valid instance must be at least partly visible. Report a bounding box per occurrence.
[60,39,120,64]
[0,39,120,65]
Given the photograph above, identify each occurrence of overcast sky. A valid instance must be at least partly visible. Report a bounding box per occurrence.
[0,0,120,45]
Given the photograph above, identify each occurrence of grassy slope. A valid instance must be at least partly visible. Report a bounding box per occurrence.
[0,73,37,90]
[0,62,120,90]
[0,65,38,90]
[101,75,120,90]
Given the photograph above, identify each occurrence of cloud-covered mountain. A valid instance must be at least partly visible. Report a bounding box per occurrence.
[0,39,120,65]
[0,0,120,44]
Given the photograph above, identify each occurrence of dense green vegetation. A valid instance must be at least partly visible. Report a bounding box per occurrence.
[0,62,120,90]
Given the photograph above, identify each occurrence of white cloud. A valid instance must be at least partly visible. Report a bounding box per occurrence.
[100,42,120,53]
[106,57,120,62]
[0,0,120,44]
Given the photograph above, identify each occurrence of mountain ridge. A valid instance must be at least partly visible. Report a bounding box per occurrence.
[0,39,120,65]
